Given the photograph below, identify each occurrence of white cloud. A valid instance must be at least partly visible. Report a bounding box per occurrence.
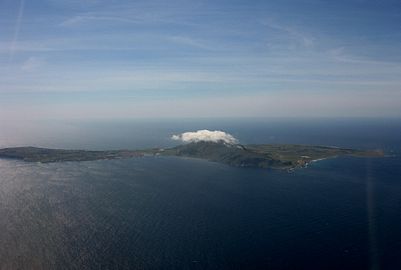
[172,130,239,144]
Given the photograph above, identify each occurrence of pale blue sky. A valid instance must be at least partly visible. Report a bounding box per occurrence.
[1,0,401,119]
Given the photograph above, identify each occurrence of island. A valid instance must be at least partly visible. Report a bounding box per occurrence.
[0,141,384,170]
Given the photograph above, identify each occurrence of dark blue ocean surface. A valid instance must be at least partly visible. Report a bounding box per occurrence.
[0,118,400,269]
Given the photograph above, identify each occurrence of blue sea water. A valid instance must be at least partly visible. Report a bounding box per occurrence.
[0,118,400,269]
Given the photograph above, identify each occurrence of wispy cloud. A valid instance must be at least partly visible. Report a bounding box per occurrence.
[261,19,315,50]
[59,14,144,27]
[8,0,25,61]
[58,1,199,27]
[167,36,216,50]
[21,57,45,71]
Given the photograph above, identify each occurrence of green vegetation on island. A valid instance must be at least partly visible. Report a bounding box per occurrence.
[0,142,384,169]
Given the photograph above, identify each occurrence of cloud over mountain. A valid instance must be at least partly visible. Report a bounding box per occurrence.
[172,130,239,144]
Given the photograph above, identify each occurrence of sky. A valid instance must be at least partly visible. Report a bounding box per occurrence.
[0,0,401,120]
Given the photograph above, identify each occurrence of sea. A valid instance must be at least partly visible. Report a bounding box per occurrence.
[0,118,400,270]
